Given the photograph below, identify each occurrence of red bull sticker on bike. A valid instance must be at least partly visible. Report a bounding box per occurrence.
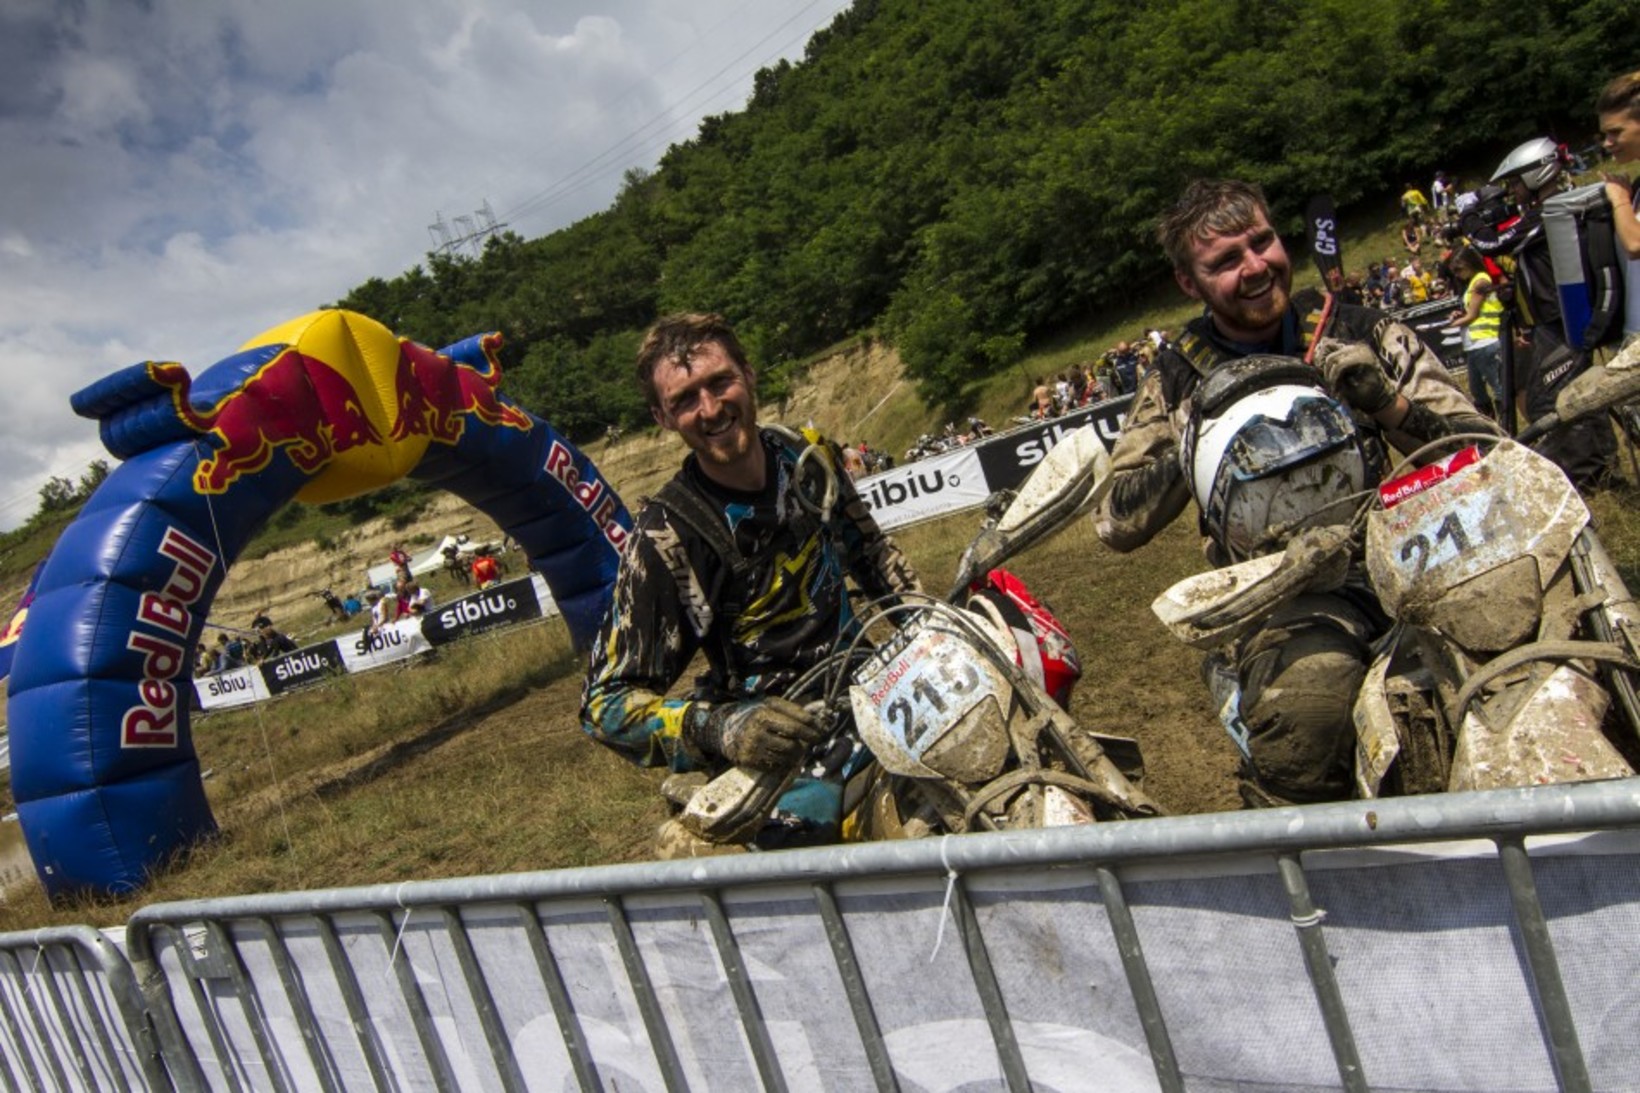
[851,621,1009,779]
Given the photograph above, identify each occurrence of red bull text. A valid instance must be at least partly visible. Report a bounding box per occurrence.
[545,440,628,550]
[123,526,216,748]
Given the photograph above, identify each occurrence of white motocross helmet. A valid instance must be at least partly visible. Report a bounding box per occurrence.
[1491,136,1562,192]
[1180,356,1381,561]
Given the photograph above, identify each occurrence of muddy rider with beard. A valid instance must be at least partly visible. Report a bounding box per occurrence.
[581,313,921,850]
[1096,179,1497,805]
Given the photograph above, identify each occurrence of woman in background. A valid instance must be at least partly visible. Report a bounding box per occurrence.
[1597,70,1640,259]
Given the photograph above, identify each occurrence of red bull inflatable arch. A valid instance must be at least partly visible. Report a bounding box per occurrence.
[5,310,631,898]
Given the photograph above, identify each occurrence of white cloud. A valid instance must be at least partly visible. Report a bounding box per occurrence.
[0,0,854,531]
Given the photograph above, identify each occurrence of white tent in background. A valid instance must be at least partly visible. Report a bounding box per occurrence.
[366,535,472,590]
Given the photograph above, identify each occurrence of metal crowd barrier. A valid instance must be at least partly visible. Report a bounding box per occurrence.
[6,779,1640,1090]
[0,924,171,1090]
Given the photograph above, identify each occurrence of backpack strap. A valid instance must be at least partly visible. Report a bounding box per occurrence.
[648,477,756,693]
[1578,198,1624,348]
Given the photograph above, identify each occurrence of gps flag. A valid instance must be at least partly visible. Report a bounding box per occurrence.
[1306,194,1344,288]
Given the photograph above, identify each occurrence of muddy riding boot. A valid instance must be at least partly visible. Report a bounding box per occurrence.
[653,817,748,860]
[660,772,710,809]
[1236,765,1299,810]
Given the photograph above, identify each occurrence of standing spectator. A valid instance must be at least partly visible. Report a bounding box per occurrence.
[471,548,502,589]
[388,543,411,583]
[1477,137,1618,488]
[257,623,297,658]
[1598,69,1640,261]
[403,579,433,616]
[1400,181,1430,240]
[1431,171,1454,224]
[366,589,393,634]
[1444,246,1506,420]
[840,444,866,480]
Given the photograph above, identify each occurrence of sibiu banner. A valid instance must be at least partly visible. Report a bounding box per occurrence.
[194,574,557,711]
[421,577,546,644]
[857,395,1133,531]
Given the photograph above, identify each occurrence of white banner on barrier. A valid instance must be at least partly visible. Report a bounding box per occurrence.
[195,665,271,711]
[856,396,1133,532]
[856,447,987,530]
[337,618,433,673]
[191,574,562,711]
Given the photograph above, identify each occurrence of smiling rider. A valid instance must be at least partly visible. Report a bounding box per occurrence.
[1096,179,1497,805]
[580,313,921,852]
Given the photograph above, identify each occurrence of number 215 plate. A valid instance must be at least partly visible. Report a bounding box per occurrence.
[850,620,1008,778]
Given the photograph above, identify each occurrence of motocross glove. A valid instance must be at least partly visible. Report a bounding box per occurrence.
[683,697,826,773]
[1393,401,1462,447]
[1315,339,1397,416]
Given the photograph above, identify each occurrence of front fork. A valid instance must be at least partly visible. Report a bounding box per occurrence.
[1569,528,1640,744]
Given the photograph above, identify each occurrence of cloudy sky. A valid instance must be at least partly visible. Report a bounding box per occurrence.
[0,0,854,530]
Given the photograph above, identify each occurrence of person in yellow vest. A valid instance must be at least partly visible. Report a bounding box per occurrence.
[1444,246,1506,420]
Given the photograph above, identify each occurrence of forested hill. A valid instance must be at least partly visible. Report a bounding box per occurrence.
[333,0,1636,438]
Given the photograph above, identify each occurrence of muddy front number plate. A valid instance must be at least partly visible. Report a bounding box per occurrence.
[853,623,999,769]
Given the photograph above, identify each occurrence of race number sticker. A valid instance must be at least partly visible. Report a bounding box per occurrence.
[851,623,1005,777]
[1366,441,1587,616]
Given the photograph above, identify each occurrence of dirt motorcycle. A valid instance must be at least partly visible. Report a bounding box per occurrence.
[1152,361,1640,798]
[667,426,1159,854]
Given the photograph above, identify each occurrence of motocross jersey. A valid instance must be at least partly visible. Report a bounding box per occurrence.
[581,427,920,773]
[1096,289,1497,559]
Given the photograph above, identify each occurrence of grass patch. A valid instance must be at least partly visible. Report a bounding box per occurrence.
[2,620,664,928]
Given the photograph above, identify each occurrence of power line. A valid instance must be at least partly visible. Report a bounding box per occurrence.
[498,0,840,234]
[431,0,769,219]
[501,1,829,227]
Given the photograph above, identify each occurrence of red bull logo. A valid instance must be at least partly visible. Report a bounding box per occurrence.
[389,334,534,445]
[0,600,27,650]
[152,351,382,494]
